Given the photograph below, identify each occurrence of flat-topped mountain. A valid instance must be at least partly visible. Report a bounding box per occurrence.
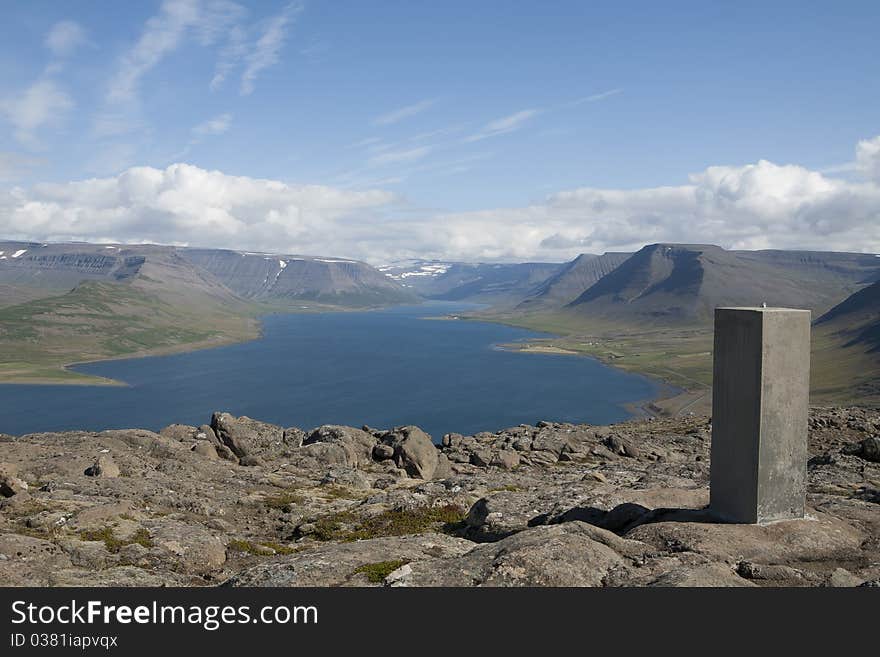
[518,252,631,309]
[566,243,880,325]
[0,241,417,309]
[182,248,417,307]
[0,240,415,384]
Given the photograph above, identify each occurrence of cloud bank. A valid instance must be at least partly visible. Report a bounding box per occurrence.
[2,137,879,263]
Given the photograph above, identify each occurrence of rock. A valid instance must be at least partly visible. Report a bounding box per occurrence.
[469,449,493,468]
[826,568,863,587]
[491,450,520,470]
[304,425,377,467]
[465,492,539,541]
[84,455,120,478]
[373,444,395,461]
[225,534,473,586]
[650,562,756,587]
[405,522,627,587]
[384,563,413,587]
[584,471,607,483]
[283,427,306,449]
[0,473,28,497]
[196,425,218,442]
[626,511,865,564]
[604,434,641,458]
[211,412,287,459]
[148,521,226,575]
[736,561,805,582]
[159,424,197,442]
[858,436,880,462]
[192,441,219,459]
[384,426,439,480]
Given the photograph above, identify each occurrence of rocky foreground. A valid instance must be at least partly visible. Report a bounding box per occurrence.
[1,408,878,587]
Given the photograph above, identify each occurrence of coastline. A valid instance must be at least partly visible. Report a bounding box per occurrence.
[0,303,708,422]
[490,326,712,419]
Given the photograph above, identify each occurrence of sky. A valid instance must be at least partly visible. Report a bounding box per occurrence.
[0,0,878,264]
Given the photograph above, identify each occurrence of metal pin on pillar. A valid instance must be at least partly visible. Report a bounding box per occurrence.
[709,307,811,523]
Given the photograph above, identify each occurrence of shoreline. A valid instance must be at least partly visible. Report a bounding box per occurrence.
[491,329,711,419]
[0,303,705,421]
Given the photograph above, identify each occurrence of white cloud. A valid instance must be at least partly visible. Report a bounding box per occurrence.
[107,0,249,103]
[240,2,302,95]
[210,24,248,90]
[0,80,74,147]
[0,163,396,256]
[107,0,201,104]
[4,137,880,263]
[368,146,432,167]
[372,99,437,126]
[464,109,539,142]
[192,112,232,137]
[856,136,880,182]
[45,20,89,57]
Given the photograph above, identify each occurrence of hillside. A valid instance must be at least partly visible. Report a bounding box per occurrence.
[0,241,420,383]
[479,244,880,410]
[563,244,880,325]
[181,248,417,307]
[812,280,880,402]
[517,252,631,309]
[380,260,563,305]
[0,248,260,384]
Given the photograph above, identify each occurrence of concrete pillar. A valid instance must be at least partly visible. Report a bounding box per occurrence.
[710,307,811,523]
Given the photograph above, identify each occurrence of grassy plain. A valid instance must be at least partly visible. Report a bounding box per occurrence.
[477,309,879,414]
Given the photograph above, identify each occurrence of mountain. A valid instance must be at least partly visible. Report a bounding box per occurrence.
[0,243,258,383]
[180,248,418,307]
[0,241,417,309]
[0,240,415,384]
[517,252,631,309]
[379,260,564,305]
[565,244,880,325]
[815,279,880,353]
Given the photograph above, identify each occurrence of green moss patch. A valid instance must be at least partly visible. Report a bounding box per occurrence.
[353,559,409,583]
[310,504,467,542]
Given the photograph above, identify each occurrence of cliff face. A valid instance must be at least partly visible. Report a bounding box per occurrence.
[1,408,877,587]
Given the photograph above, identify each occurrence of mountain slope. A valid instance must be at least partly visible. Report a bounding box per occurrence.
[181,248,418,307]
[517,252,631,309]
[815,279,880,353]
[0,244,260,383]
[566,244,880,325]
[812,280,880,402]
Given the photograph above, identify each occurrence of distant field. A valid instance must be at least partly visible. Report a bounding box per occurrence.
[479,309,879,414]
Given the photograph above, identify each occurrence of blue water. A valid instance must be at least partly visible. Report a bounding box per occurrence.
[0,303,662,439]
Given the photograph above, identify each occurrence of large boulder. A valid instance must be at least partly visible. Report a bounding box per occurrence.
[303,425,376,467]
[404,522,628,586]
[210,412,289,459]
[84,455,120,478]
[382,426,440,480]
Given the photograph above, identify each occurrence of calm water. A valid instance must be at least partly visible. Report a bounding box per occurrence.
[0,303,662,439]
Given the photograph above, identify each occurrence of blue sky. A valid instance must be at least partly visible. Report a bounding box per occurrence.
[0,1,878,262]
